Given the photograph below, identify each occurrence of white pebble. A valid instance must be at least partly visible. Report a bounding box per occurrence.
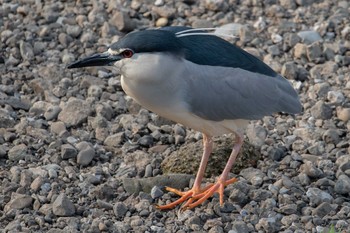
[327,91,344,104]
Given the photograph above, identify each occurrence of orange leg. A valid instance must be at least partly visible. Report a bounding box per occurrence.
[157,133,243,210]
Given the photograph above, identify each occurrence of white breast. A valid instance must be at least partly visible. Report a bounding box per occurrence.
[118,53,249,136]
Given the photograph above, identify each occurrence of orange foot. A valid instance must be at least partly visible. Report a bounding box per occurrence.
[156,177,238,210]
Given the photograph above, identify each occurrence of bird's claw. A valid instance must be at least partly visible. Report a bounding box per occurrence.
[156,177,238,210]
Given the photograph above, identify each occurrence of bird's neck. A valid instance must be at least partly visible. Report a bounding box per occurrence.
[120,53,186,111]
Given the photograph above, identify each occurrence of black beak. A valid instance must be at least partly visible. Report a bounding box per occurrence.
[67,53,121,69]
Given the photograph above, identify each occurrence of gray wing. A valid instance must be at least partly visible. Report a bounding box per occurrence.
[185,65,302,121]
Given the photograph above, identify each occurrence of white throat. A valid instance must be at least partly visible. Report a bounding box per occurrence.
[118,53,187,112]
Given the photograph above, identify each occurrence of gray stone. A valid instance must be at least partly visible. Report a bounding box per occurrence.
[1,96,31,110]
[134,199,150,212]
[50,121,67,136]
[154,0,164,6]
[0,145,7,158]
[306,142,324,155]
[323,46,335,60]
[314,83,331,97]
[48,168,58,179]
[144,164,153,178]
[208,226,224,233]
[279,0,297,9]
[4,220,21,232]
[281,62,298,80]
[0,112,16,128]
[312,202,333,218]
[306,42,322,62]
[44,105,61,121]
[138,135,154,147]
[284,33,300,48]
[113,202,128,218]
[205,0,229,11]
[340,23,350,40]
[19,40,34,60]
[306,188,333,206]
[58,33,72,47]
[10,166,21,183]
[310,101,332,120]
[240,167,265,186]
[246,125,267,147]
[61,52,75,65]
[322,129,341,144]
[229,220,250,233]
[302,161,324,178]
[267,45,280,55]
[61,144,77,159]
[315,177,335,187]
[336,108,350,122]
[229,189,250,206]
[123,174,192,194]
[33,41,47,55]
[4,193,33,212]
[31,176,44,192]
[296,0,313,5]
[91,115,108,129]
[297,31,322,44]
[327,91,344,104]
[336,220,349,231]
[192,19,213,29]
[160,124,172,133]
[52,86,67,98]
[174,135,185,145]
[96,200,113,210]
[336,155,350,172]
[20,170,33,187]
[124,150,153,170]
[150,186,163,199]
[66,25,82,38]
[321,61,338,76]
[293,43,307,58]
[110,11,136,32]
[8,144,28,161]
[187,215,202,228]
[249,189,272,201]
[74,140,90,150]
[280,204,298,214]
[173,124,186,136]
[87,85,102,98]
[104,132,125,147]
[52,193,75,216]
[240,25,254,43]
[58,98,92,127]
[334,174,350,195]
[256,217,281,233]
[281,214,299,226]
[152,5,176,18]
[268,147,286,161]
[298,67,312,82]
[77,147,95,166]
[230,221,249,233]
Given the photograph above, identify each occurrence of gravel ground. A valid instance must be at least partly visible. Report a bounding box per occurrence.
[1,0,350,232]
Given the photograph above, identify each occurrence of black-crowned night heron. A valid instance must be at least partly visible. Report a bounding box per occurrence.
[68,26,302,210]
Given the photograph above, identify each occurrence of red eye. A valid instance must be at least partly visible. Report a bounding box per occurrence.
[121,49,134,58]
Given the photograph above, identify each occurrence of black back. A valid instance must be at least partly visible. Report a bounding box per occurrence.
[109,26,277,77]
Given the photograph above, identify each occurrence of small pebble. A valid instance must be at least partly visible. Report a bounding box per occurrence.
[114,202,128,218]
[52,193,75,217]
[77,147,95,166]
[150,186,164,199]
